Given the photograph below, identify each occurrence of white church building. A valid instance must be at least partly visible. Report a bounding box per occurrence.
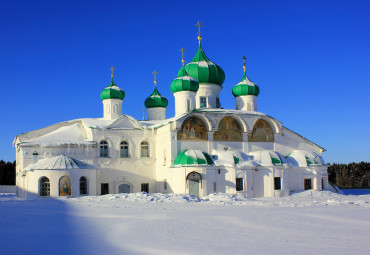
[14,26,333,199]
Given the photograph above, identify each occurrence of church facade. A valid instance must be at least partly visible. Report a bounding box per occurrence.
[14,26,333,199]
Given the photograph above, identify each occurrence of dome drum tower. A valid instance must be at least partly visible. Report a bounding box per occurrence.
[100,67,125,120]
[145,71,168,121]
[232,56,259,112]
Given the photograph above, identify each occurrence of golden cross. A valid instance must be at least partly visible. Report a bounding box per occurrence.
[195,21,203,43]
[241,56,246,73]
[180,48,186,66]
[110,66,115,78]
[152,70,158,87]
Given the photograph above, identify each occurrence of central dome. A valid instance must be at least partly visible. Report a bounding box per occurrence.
[184,44,225,86]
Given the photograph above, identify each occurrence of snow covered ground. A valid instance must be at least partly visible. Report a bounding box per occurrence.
[1,190,370,255]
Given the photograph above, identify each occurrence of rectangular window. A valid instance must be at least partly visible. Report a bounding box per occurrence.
[164,179,167,190]
[321,178,324,190]
[101,183,109,195]
[236,178,243,191]
[274,177,281,190]
[216,97,221,108]
[304,179,312,190]
[141,183,149,193]
[200,97,207,108]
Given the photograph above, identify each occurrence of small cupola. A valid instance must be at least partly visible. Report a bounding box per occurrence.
[232,56,259,111]
[100,67,125,120]
[171,48,199,116]
[145,71,168,120]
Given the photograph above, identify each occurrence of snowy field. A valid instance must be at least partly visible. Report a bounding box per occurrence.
[1,190,370,255]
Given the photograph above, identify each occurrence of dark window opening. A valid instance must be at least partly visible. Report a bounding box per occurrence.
[40,177,50,196]
[80,176,88,195]
[304,179,312,190]
[236,178,243,191]
[101,183,109,195]
[274,177,281,190]
[141,183,149,193]
[200,97,207,108]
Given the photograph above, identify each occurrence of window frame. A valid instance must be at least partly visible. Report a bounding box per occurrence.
[99,140,109,157]
[200,97,207,108]
[80,176,88,195]
[39,176,50,197]
[140,141,150,158]
[120,141,129,158]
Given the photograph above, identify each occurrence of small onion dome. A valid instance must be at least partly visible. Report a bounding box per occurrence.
[100,78,125,100]
[184,44,225,86]
[232,73,260,97]
[170,67,199,93]
[144,87,168,108]
[174,149,214,166]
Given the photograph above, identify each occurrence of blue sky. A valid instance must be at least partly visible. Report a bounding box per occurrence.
[1,0,369,163]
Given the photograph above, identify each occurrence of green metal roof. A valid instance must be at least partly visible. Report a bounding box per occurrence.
[170,67,199,93]
[232,73,259,97]
[270,152,282,165]
[184,44,225,86]
[174,149,214,166]
[100,78,125,100]
[144,87,168,108]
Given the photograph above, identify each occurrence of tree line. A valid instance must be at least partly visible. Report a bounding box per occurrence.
[328,162,370,188]
[0,160,16,185]
[1,160,369,188]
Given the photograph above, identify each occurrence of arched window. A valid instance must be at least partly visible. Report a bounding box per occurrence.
[99,140,108,157]
[186,172,202,197]
[120,141,129,158]
[39,177,50,196]
[59,175,72,196]
[80,176,88,195]
[141,141,149,157]
[213,116,243,142]
[177,116,208,141]
[248,119,274,142]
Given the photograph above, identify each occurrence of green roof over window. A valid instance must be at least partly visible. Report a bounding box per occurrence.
[100,78,125,100]
[232,73,259,97]
[174,149,214,166]
[270,152,283,165]
[144,87,168,108]
[170,67,200,93]
[184,44,225,86]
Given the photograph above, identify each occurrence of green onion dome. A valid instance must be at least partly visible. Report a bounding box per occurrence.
[174,149,214,166]
[100,78,125,100]
[184,44,225,86]
[144,87,168,108]
[232,73,259,97]
[170,67,199,93]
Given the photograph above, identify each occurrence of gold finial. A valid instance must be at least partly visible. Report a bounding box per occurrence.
[110,66,115,78]
[152,70,158,87]
[241,56,246,74]
[180,48,186,66]
[195,21,203,43]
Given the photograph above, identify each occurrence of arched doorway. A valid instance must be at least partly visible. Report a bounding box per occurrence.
[186,172,202,197]
[118,184,131,194]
